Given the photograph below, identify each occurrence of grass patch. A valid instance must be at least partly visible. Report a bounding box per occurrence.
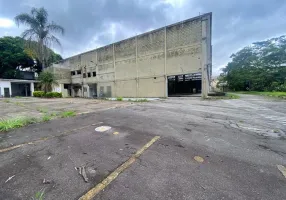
[15,96,22,98]
[116,97,123,101]
[42,114,52,122]
[60,111,76,118]
[0,117,38,132]
[226,93,240,99]
[37,107,48,113]
[14,102,24,106]
[3,99,10,103]
[204,93,240,100]
[33,189,45,200]
[235,91,286,99]
[133,99,148,102]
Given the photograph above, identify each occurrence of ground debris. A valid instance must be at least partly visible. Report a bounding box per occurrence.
[43,179,51,184]
[5,175,15,183]
[277,165,286,178]
[76,166,89,182]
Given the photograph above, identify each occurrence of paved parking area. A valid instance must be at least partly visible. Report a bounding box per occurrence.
[0,95,286,200]
[0,97,131,119]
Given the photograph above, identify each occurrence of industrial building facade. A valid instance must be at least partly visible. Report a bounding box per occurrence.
[51,13,212,98]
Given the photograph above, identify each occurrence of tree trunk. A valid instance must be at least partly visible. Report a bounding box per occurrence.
[40,39,45,70]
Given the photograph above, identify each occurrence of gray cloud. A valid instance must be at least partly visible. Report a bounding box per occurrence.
[1,0,286,75]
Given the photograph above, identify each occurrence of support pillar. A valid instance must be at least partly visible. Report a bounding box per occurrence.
[30,82,34,96]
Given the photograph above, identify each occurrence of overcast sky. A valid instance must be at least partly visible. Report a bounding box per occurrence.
[0,0,286,75]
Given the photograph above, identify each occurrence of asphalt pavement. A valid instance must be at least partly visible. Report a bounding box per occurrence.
[0,94,286,200]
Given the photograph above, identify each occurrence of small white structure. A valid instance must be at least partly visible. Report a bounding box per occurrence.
[0,79,37,97]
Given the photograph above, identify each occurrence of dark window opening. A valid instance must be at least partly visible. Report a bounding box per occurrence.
[71,71,75,76]
[64,84,69,89]
[83,73,86,78]
[93,72,96,77]
[77,70,81,75]
[87,72,91,77]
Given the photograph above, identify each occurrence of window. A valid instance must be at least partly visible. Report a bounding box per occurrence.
[83,73,86,78]
[93,72,96,77]
[77,70,81,75]
[87,72,91,77]
[71,71,75,76]
[64,84,69,89]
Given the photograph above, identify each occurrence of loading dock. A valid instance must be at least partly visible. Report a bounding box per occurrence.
[168,73,201,96]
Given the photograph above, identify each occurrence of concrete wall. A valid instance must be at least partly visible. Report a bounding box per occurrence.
[0,81,11,97]
[52,13,212,97]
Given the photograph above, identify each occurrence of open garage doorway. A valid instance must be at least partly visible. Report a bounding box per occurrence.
[168,73,201,97]
[11,82,31,97]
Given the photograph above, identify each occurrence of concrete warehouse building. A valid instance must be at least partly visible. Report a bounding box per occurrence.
[50,13,212,98]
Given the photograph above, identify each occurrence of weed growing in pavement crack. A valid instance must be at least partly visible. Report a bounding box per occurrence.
[60,111,76,118]
[0,117,38,132]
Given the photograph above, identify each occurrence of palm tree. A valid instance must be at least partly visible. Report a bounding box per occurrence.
[37,71,58,93]
[15,7,64,69]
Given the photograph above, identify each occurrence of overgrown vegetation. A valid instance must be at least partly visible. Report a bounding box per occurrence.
[116,97,123,101]
[235,91,286,99]
[0,110,77,132]
[204,93,240,100]
[42,114,52,122]
[60,111,76,118]
[0,117,37,132]
[218,35,286,92]
[133,99,148,102]
[37,107,48,113]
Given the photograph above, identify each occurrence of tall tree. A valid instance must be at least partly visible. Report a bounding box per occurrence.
[15,7,64,69]
[221,35,286,91]
[0,36,62,79]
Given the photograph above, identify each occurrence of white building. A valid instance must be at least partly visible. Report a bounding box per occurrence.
[0,79,36,97]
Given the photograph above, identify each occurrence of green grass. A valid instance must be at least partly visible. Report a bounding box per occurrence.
[42,114,52,122]
[60,111,76,118]
[36,107,48,113]
[235,91,286,99]
[0,117,38,132]
[116,97,123,101]
[204,93,240,100]
[226,93,240,99]
[15,96,22,98]
[3,99,10,103]
[14,102,24,106]
[33,189,45,200]
[133,99,148,102]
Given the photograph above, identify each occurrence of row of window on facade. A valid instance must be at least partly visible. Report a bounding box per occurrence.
[71,70,96,78]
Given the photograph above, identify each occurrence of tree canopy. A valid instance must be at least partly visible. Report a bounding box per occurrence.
[15,7,64,69]
[220,35,286,91]
[0,36,62,79]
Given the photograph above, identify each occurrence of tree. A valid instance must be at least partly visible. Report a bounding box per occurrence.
[221,35,286,91]
[15,7,64,69]
[0,36,62,79]
[37,70,58,93]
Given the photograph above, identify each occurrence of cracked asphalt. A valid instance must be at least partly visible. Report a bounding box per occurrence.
[0,94,286,200]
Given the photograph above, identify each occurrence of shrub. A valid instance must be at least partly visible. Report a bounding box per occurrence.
[116,97,123,101]
[54,92,63,98]
[44,92,62,98]
[33,91,45,97]
[45,92,54,98]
